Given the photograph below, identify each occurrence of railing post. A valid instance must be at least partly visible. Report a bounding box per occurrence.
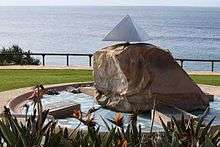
[89,55,92,67]
[66,54,69,66]
[211,61,214,72]
[42,54,45,66]
[180,60,184,68]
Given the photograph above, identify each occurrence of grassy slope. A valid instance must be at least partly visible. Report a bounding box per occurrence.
[0,69,93,92]
[0,69,220,92]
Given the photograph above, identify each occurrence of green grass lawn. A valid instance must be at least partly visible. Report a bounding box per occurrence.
[0,69,220,92]
[0,69,93,92]
[190,75,220,86]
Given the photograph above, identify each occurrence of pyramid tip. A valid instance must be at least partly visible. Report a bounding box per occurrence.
[103,15,150,42]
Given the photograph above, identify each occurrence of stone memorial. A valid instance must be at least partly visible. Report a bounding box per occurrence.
[93,43,209,113]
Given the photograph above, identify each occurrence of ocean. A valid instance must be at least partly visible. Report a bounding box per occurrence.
[0,6,220,70]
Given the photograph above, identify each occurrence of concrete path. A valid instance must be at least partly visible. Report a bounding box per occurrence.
[198,84,220,97]
[2,65,220,74]
[188,71,220,75]
[1,65,220,75]
[0,87,32,112]
[0,65,92,70]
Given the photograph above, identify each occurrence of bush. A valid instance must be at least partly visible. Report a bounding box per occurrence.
[0,45,40,65]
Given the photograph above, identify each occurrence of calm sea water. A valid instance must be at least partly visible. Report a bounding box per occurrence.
[0,6,220,70]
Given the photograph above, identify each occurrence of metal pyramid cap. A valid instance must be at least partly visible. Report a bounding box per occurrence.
[103,15,151,42]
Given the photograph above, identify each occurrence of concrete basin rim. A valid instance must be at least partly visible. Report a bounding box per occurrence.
[7,81,94,114]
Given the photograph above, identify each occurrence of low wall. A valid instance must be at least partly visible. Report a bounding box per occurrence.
[8,82,94,113]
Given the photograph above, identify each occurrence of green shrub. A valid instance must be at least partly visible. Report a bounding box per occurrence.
[0,45,40,65]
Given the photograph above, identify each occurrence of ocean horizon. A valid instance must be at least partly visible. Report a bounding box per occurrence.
[0,6,220,70]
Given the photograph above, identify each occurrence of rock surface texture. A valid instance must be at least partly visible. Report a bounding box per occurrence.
[93,43,209,113]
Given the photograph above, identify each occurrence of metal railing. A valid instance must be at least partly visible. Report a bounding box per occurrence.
[175,58,220,72]
[34,53,93,67]
[0,53,93,67]
[1,53,220,72]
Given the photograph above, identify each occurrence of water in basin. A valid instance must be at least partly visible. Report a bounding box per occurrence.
[192,97,220,126]
[24,91,220,132]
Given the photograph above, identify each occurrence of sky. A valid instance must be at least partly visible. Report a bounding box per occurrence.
[0,0,220,7]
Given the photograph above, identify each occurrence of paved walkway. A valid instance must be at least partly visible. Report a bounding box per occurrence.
[0,65,92,70]
[1,65,220,74]
[198,84,220,97]
[188,71,220,75]
[0,87,32,112]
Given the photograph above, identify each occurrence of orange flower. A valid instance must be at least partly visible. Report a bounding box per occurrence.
[28,85,45,101]
[114,113,123,127]
[72,109,81,119]
[118,138,128,147]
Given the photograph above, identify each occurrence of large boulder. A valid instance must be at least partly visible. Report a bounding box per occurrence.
[93,43,209,113]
